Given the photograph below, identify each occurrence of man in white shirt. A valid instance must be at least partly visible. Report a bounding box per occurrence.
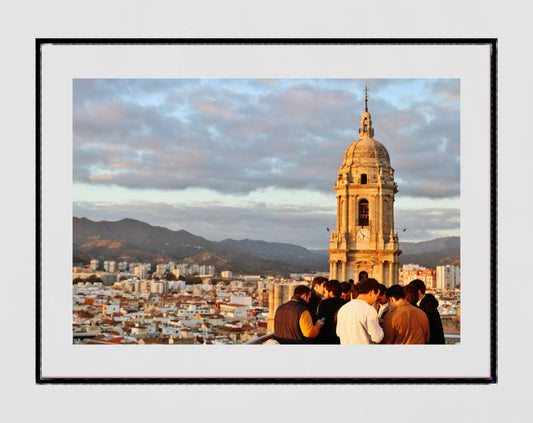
[336,278,384,344]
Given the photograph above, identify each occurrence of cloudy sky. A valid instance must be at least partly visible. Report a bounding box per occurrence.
[73,78,460,249]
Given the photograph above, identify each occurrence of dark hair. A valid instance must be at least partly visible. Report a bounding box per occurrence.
[351,284,359,299]
[325,279,342,297]
[386,284,405,300]
[340,281,351,294]
[409,279,426,294]
[293,285,311,297]
[377,283,387,296]
[356,278,381,294]
[312,276,328,288]
[403,284,418,305]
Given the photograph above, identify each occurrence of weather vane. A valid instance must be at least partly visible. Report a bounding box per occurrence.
[364,85,370,112]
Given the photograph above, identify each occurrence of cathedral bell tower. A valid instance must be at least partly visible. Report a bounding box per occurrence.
[328,91,400,286]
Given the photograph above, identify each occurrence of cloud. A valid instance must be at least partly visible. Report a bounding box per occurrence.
[395,207,460,242]
[73,79,460,243]
[74,79,358,194]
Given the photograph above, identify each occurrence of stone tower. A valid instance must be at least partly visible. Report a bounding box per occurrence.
[328,94,400,286]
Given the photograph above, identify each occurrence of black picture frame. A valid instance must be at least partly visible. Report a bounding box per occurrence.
[36,38,497,384]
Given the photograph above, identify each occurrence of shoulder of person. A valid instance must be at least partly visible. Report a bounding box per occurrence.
[420,293,439,307]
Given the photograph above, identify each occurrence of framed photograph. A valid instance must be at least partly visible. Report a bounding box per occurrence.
[37,39,496,382]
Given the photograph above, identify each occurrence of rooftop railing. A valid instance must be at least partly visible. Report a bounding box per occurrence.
[244,332,275,344]
[245,332,460,344]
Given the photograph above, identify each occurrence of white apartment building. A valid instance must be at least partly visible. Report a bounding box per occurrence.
[151,280,167,295]
[104,301,120,315]
[156,263,170,274]
[243,275,261,283]
[90,259,99,272]
[134,264,150,279]
[219,303,251,318]
[161,326,184,337]
[436,265,460,290]
[134,279,150,293]
[221,270,233,278]
[230,295,252,307]
[199,265,215,276]
[103,260,116,272]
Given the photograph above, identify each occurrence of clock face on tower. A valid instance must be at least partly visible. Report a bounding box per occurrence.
[357,228,370,242]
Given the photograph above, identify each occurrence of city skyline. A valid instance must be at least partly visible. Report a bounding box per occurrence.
[73,78,460,249]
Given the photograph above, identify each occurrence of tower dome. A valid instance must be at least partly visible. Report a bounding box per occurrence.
[336,108,395,186]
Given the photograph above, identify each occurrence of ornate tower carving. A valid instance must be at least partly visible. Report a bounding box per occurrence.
[328,93,400,286]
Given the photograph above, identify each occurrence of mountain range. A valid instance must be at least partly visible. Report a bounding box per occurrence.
[73,217,460,275]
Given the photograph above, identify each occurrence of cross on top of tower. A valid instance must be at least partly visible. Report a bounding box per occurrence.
[359,85,374,138]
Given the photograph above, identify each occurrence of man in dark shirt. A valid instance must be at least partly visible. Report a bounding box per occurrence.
[273,285,325,344]
[316,280,346,344]
[307,276,328,321]
[408,279,445,344]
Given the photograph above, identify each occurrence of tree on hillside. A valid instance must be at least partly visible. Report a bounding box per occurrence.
[87,274,102,283]
[165,272,177,281]
[184,275,203,284]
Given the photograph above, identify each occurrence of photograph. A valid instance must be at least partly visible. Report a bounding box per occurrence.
[71,77,461,348]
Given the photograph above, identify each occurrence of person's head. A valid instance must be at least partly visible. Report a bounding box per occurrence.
[376,283,388,305]
[293,285,312,303]
[403,284,418,305]
[386,285,406,308]
[311,276,328,297]
[408,279,426,301]
[324,279,342,298]
[340,282,352,301]
[351,283,359,299]
[386,284,406,300]
[358,271,368,281]
[355,278,381,304]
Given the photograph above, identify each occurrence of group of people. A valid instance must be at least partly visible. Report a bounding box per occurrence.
[272,276,445,345]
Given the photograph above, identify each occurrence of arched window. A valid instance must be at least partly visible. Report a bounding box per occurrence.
[361,174,367,184]
[359,199,369,226]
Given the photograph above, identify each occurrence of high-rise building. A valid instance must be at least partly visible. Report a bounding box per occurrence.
[156,263,169,275]
[103,260,116,272]
[328,92,400,286]
[199,264,215,276]
[134,264,149,279]
[90,259,99,272]
[436,265,460,290]
[151,280,167,295]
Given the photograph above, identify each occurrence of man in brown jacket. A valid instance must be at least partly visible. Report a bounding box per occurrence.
[381,285,430,344]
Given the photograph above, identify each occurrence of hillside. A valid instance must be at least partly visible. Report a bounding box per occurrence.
[73,217,329,275]
[399,237,460,255]
[399,237,460,268]
[73,217,460,274]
